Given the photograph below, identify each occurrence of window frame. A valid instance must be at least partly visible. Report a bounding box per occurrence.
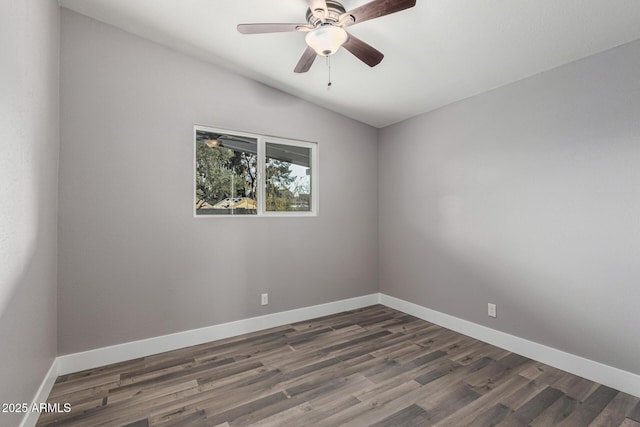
[193,125,318,218]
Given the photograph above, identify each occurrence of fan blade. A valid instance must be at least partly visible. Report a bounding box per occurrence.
[294,46,317,73]
[237,23,310,34]
[342,33,384,67]
[341,0,416,27]
[307,0,329,20]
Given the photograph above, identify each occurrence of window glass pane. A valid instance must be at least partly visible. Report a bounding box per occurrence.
[195,130,258,215]
[265,142,312,212]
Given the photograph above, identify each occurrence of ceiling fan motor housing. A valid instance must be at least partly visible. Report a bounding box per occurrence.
[306,0,348,26]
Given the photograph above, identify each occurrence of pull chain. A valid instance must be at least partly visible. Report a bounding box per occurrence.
[326,55,332,90]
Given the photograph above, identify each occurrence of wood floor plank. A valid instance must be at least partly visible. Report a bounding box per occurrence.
[498,378,550,411]
[589,392,640,427]
[248,374,371,427]
[315,380,422,426]
[629,400,640,422]
[36,305,639,426]
[418,380,482,424]
[324,381,440,426]
[530,394,580,427]
[497,386,564,426]
[557,385,621,426]
[369,403,430,427]
[463,352,534,395]
[432,373,531,425]
[553,373,600,402]
[467,403,513,426]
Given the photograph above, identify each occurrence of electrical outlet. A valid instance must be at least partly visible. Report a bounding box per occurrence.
[488,303,497,318]
[261,293,269,306]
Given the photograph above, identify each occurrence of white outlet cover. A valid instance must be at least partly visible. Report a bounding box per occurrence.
[488,303,497,318]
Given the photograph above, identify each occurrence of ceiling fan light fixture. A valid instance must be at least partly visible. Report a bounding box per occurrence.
[305,24,348,56]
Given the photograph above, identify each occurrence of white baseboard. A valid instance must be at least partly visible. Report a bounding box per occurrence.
[19,358,60,427]
[57,293,380,375]
[46,291,640,403]
[380,293,640,398]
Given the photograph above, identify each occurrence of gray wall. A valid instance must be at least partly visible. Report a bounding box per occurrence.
[58,10,378,354]
[0,0,60,423]
[379,39,640,374]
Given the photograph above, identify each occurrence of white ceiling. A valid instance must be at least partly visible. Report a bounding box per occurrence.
[58,0,640,128]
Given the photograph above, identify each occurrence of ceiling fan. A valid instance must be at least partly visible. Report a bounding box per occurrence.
[237,0,416,73]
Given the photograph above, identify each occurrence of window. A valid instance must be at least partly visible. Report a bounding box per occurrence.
[194,126,317,216]
[265,142,312,212]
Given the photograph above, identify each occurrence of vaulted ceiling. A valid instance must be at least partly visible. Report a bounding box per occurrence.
[58,0,640,128]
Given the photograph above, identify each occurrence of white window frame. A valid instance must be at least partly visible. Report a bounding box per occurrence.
[194,125,318,217]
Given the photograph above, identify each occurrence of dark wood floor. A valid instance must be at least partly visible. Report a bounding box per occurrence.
[37,305,640,426]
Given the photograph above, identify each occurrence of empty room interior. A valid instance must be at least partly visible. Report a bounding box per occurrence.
[2,0,640,426]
